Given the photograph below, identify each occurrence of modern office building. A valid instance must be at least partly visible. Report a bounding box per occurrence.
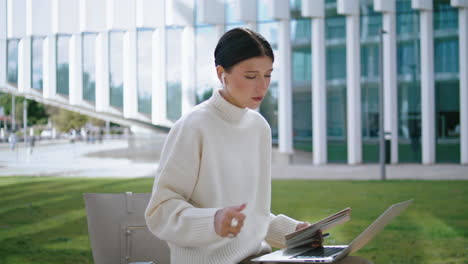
[0,0,466,165]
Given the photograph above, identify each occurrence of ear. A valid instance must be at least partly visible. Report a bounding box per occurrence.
[216,65,225,83]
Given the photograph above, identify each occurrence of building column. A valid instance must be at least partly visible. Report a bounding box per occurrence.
[278,19,294,158]
[0,0,6,86]
[18,36,31,93]
[123,29,138,118]
[0,39,5,85]
[95,32,110,112]
[181,25,196,114]
[43,35,56,99]
[458,6,468,164]
[346,15,362,165]
[312,17,327,165]
[420,8,436,164]
[69,33,83,106]
[338,0,361,164]
[382,9,398,163]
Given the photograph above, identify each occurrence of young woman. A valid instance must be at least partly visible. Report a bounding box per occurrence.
[145,28,371,264]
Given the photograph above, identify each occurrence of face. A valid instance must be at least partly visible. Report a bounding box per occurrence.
[217,56,273,109]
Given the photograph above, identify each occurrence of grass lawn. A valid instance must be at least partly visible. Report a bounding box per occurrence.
[0,176,467,264]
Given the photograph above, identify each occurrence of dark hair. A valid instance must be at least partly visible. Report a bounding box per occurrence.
[214,27,274,72]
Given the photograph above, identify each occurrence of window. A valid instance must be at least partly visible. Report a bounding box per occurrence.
[137,29,153,115]
[83,33,97,102]
[31,37,44,90]
[109,31,124,108]
[7,39,19,85]
[56,35,70,96]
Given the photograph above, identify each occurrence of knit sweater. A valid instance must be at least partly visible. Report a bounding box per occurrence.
[145,90,299,264]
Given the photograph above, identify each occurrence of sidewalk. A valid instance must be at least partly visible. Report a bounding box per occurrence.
[0,136,466,180]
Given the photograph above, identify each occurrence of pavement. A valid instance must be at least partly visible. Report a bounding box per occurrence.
[0,134,467,180]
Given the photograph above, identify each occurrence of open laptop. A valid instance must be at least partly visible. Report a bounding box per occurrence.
[252,199,413,263]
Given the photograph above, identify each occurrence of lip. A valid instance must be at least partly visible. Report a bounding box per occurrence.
[252,96,263,102]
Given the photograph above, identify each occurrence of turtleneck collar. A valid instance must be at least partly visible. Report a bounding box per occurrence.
[208,89,248,123]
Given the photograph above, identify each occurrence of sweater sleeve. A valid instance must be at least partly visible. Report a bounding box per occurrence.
[144,118,223,248]
[265,213,300,249]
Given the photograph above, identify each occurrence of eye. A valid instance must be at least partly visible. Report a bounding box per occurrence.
[245,76,256,79]
[265,75,272,78]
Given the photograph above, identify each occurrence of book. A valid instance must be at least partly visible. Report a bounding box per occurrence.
[285,207,352,249]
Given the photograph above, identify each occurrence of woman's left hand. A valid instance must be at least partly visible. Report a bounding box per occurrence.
[296,222,310,231]
[295,222,324,248]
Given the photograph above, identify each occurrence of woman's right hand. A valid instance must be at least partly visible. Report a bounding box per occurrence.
[214,203,247,238]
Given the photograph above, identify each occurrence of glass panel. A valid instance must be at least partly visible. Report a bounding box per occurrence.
[83,33,97,102]
[7,39,19,85]
[434,0,460,163]
[226,0,242,24]
[360,0,382,163]
[137,29,153,115]
[397,0,421,163]
[31,37,44,90]
[109,31,124,108]
[257,22,280,144]
[56,35,70,96]
[291,19,312,160]
[290,0,302,19]
[195,26,217,104]
[166,27,183,121]
[326,2,347,163]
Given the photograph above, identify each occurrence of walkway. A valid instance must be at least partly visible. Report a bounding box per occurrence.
[0,134,466,180]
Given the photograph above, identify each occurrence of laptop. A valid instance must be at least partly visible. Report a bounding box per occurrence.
[252,199,413,263]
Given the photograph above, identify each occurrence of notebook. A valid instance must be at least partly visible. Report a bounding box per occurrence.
[252,200,413,263]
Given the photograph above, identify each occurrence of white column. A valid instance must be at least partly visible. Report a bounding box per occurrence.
[459,7,468,164]
[95,32,110,112]
[69,33,83,106]
[181,25,196,114]
[420,10,436,164]
[338,0,361,164]
[0,39,5,85]
[345,15,362,165]
[312,17,327,165]
[382,11,398,163]
[18,36,31,93]
[0,0,6,86]
[43,35,56,99]
[278,19,294,156]
[123,30,138,118]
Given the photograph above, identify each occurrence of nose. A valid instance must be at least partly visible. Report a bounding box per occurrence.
[257,76,269,92]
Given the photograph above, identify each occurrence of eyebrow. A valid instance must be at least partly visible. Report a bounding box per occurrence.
[244,69,274,73]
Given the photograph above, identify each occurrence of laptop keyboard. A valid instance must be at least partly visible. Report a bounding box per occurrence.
[293,247,344,259]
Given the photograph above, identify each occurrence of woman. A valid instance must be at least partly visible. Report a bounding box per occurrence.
[145,28,371,264]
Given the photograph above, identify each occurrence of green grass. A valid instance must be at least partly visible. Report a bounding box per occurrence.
[1,177,467,264]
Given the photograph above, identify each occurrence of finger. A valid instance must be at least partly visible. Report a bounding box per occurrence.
[232,203,247,212]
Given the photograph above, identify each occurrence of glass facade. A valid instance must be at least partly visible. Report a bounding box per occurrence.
[2,0,465,164]
[326,1,347,163]
[137,29,153,115]
[56,35,70,96]
[397,0,422,163]
[31,37,44,90]
[82,33,97,102]
[7,39,19,85]
[109,31,124,109]
[257,0,280,144]
[434,0,460,163]
[291,19,312,154]
[166,27,183,121]
[360,0,382,163]
[195,26,217,104]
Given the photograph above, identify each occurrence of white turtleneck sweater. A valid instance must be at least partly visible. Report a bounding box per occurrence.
[145,90,299,264]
